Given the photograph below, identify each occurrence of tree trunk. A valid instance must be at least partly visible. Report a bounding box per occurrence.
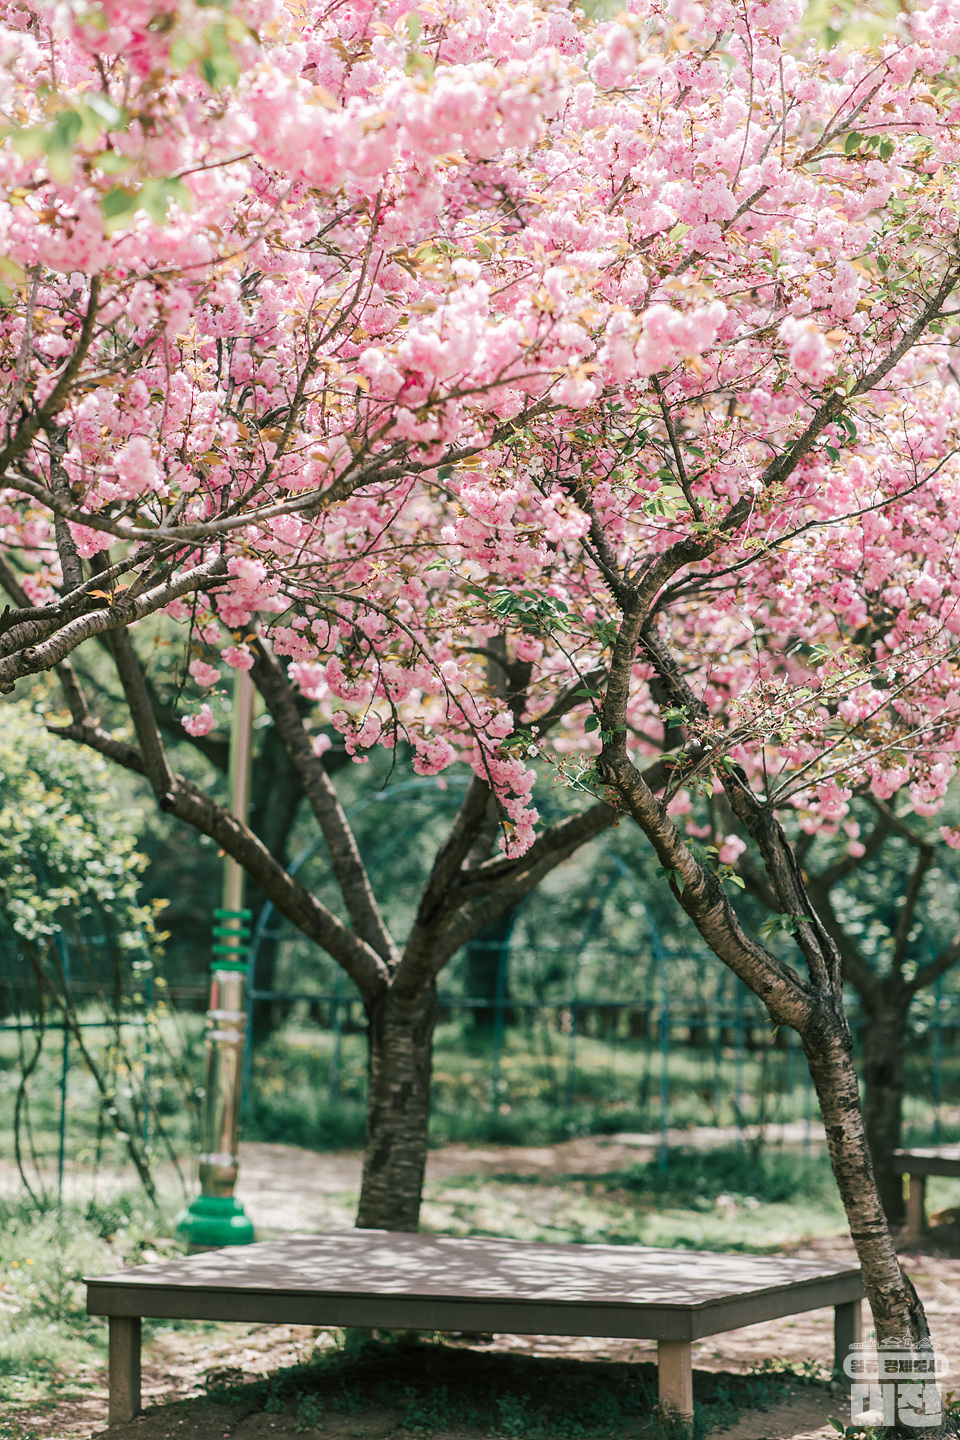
[356,982,437,1231]
[247,725,308,1040]
[861,991,910,1225]
[801,1011,921,1345]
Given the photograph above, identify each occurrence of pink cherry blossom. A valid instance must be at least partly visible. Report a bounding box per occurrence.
[182,705,216,737]
[189,659,221,689]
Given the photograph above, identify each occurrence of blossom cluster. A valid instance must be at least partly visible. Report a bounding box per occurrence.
[2,0,960,855]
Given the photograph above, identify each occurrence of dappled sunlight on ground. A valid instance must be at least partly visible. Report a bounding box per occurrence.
[5,1139,960,1440]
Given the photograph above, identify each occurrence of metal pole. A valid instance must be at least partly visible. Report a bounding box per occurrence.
[58,1019,69,1205]
[657,941,669,1173]
[143,960,152,1155]
[176,667,256,1247]
[934,975,944,1145]
[734,980,745,1146]
[329,968,343,1103]
[57,934,71,1206]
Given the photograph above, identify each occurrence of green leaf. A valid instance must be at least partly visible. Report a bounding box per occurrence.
[98,150,132,175]
[668,223,690,242]
[843,131,864,154]
[83,92,126,128]
[170,35,203,70]
[759,912,805,939]
[406,50,434,80]
[0,255,26,291]
[878,138,895,161]
[139,178,190,224]
[406,12,422,41]
[44,109,83,181]
[101,185,138,220]
[573,687,602,699]
[200,23,240,88]
[224,13,254,41]
[583,715,600,733]
[54,109,83,147]
[824,444,840,462]
[10,125,47,159]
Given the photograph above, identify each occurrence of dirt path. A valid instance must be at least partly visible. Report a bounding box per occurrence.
[8,1135,960,1440]
[231,1127,830,1235]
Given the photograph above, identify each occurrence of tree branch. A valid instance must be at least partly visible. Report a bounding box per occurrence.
[48,719,389,1002]
[805,877,880,1003]
[0,274,100,479]
[812,811,894,890]
[0,552,228,692]
[106,628,177,809]
[597,746,811,1027]
[45,422,84,595]
[909,937,960,996]
[251,640,399,967]
[415,774,493,928]
[891,843,934,977]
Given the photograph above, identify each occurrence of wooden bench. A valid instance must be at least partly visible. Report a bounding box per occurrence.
[86,1231,863,1426]
[894,1147,960,1243]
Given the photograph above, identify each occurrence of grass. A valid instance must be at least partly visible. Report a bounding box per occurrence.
[244,1015,825,1153]
[418,1145,852,1253]
[5,1004,959,1170]
[244,1012,960,1152]
[0,1191,187,1424]
[193,1329,833,1440]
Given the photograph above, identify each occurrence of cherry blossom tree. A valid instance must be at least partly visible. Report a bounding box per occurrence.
[4,0,960,1391]
[0,0,639,1231]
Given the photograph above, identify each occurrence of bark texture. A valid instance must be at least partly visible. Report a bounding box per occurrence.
[861,994,909,1225]
[356,984,437,1231]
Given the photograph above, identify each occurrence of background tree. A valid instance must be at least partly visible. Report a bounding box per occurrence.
[798,810,960,1224]
[0,699,169,1199]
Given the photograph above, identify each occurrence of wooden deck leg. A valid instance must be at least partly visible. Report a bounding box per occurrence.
[658,1339,693,1420]
[905,1173,927,1244]
[109,1316,141,1424]
[834,1299,862,1389]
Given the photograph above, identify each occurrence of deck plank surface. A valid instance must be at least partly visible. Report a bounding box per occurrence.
[894,1147,960,1176]
[87,1233,864,1422]
[87,1231,859,1311]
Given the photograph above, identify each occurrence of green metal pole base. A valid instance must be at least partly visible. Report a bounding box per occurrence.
[175,1195,255,1249]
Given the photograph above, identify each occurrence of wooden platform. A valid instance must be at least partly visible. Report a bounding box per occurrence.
[894,1147,960,1242]
[86,1231,863,1425]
